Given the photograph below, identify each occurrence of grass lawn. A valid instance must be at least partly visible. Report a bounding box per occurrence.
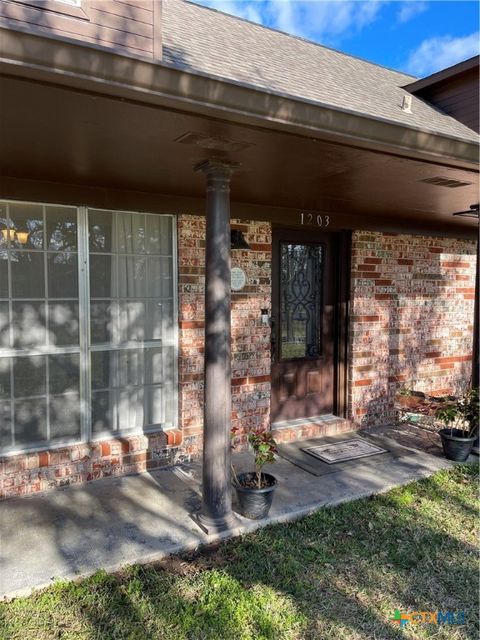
[0,465,478,640]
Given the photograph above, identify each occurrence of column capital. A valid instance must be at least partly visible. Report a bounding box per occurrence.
[194,158,240,192]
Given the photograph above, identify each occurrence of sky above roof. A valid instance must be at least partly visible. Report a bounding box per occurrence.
[193,0,479,78]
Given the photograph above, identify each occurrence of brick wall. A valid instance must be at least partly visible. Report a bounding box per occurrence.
[349,231,477,426]
[178,215,272,450]
[0,430,193,498]
[2,222,476,499]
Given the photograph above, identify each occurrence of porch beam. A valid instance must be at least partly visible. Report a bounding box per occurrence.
[193,159,238,533]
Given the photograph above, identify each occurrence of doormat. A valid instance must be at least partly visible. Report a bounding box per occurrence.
[302,438,387,464]
[276,432,418,477]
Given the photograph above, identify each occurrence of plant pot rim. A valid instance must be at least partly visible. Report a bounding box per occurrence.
[439,428,476,443]
[233,472,277,493]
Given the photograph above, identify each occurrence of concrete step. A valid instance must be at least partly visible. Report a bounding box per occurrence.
[271,414,355,443]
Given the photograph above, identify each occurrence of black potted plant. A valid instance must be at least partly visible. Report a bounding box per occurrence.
[231,428,278,520]
[436,388,479,462]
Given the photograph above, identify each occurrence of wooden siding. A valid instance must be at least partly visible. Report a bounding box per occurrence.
[0,0,160,59]
[416,68,479,133]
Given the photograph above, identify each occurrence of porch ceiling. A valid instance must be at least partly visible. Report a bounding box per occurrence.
[0,70,478,235]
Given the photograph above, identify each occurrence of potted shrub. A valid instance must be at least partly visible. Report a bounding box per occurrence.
[436,388,479,462]
[231,428,278,520]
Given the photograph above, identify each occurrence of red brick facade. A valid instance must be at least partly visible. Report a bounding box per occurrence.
[178,215,272,451]
[0,224,476,499]
[349,231,477,426]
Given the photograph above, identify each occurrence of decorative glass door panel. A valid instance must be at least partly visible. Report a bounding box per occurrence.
[271,230,336,424]
[280,243,323,360]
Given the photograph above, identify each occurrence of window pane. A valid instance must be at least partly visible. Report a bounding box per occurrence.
[118,387,144,431]
[91,351,116,390]
[86,211,176,437]
[90,301,115,344]
[8,202,44,251]
[11,252,45,298]
[14,397,47,446]
[145,347,166,385]
[89,210,113,253]
[49,354,80,395]
[118,300,146,343]
[147,257,173,298]
[0,200,83,453]
[145,385,165,426]
[47,252,78,298]
[92,390,115,434]
[90,255,116,298]
[117,349,144,388]
[0,357,11,398]
[47,301,79,347]
[116,213,146,254]
[13,355,46,397]
[50,394,81,441]
[117,256,146,298]
[12,301,46,348]
[145,300,174,342]
[0,302,10,348]
[46,207,77,251]
[146,216,173,255]
[0,400,12,449]
[0,253,8,298]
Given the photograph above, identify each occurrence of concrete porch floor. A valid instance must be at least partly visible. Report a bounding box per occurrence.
[0,426,461,599]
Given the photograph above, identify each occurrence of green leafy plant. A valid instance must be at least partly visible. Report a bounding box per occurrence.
[230,427,278,489]
[248,429,278,489]
[436,387,479,438]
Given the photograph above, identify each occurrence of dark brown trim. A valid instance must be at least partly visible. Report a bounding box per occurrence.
[404,56,479,94]
[0,176,477,239]
[334,230,351,418]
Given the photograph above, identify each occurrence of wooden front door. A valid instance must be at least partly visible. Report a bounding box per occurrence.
[271,228,337,424]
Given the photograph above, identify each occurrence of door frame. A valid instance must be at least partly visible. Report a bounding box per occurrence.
[270,226,351,421]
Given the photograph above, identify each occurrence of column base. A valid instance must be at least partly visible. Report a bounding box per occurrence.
[190,510,239,535]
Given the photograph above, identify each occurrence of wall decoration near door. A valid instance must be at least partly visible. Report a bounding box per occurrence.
[271,228,337,424]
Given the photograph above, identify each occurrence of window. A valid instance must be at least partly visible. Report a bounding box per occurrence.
[0,202,177,454]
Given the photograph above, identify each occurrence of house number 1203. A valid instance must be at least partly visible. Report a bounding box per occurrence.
[300,213,330,227]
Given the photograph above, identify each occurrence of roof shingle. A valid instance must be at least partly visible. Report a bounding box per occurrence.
[162,0,479,143]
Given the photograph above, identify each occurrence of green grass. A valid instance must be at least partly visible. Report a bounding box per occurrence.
[1,465,478,640]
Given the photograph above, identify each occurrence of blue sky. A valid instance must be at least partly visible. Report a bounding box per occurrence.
[193,1,479,77]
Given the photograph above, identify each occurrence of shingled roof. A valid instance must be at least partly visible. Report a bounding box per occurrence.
[162,0,479,143]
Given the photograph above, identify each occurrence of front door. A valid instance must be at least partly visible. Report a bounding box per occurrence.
[271,228,337,424]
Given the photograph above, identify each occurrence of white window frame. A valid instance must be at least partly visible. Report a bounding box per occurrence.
[0,201,178,456]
